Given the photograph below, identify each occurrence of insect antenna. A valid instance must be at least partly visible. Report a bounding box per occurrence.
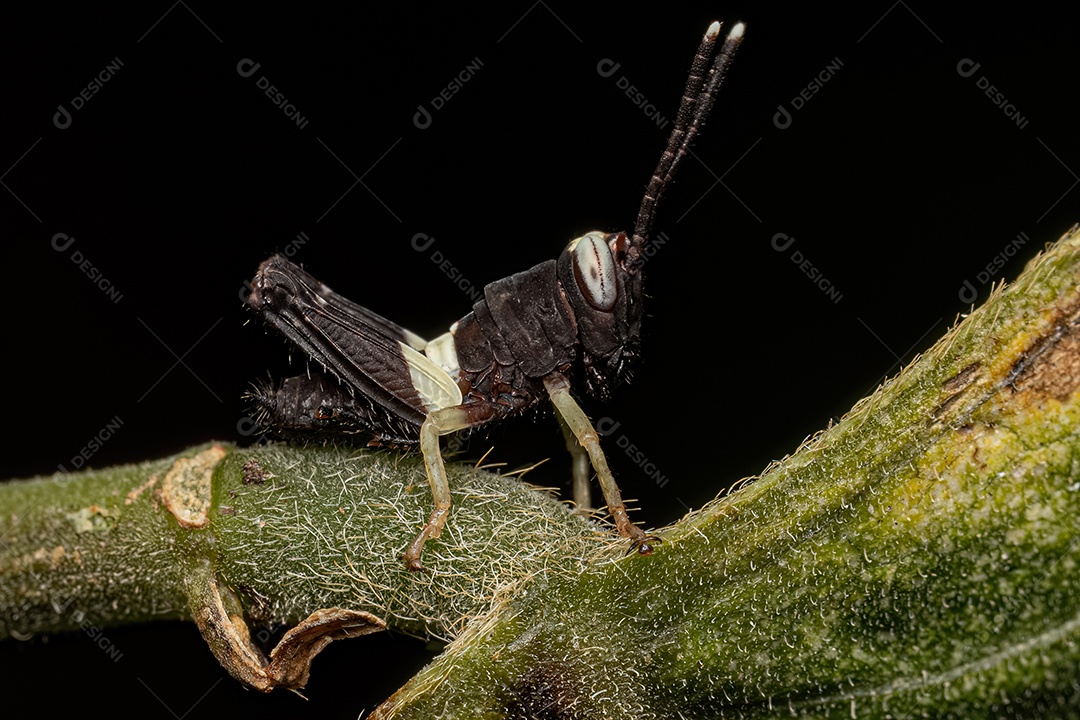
[630,20,745,264]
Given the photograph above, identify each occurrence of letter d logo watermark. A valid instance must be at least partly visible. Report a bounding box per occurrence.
[596,417,621,437]
[53,104,72,129]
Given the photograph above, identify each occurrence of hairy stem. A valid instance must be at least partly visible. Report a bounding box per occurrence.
[5,227,1080,716]
[373,225,1080,718]
[0,443,599,688]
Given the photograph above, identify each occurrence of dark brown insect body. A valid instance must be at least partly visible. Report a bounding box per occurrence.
[247,21,745,570]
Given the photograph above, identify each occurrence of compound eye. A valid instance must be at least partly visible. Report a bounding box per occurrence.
[570,232,617,311]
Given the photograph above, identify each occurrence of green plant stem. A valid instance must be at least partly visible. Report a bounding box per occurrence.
[5,227,1080,717]
[371,226,1080,718]
[0,442,599,687]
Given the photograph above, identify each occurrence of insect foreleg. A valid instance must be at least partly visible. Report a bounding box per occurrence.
[557,413,594,514]
[404,406,474,572]
[544,374,659,554]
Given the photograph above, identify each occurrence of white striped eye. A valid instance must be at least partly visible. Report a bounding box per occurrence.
[569,232,617,311]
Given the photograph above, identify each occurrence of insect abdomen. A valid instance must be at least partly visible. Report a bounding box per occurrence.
[249,372,424,446]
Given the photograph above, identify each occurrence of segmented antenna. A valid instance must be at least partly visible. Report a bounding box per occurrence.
[630,21,745,261]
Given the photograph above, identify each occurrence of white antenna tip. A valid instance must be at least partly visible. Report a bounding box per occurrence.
[728,22,745,40]
[705,21,721,40]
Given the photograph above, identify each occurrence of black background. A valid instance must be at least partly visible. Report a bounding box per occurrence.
[3,3,1079,717]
